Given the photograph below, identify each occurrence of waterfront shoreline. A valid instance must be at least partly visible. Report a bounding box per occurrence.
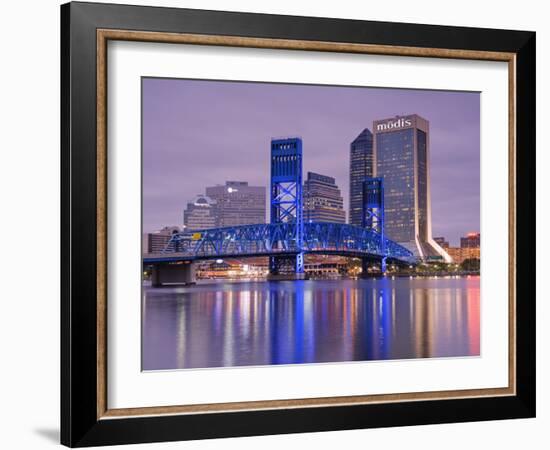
[143,273,480,289]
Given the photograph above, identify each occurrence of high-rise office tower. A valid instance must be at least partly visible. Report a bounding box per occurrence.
[205,181,266,227]
[183,194,219,231]
[373,114,451,261]
[349,129,374,226]
[303,172,346,223]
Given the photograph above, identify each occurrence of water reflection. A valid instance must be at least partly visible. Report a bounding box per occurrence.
[142,277,480,370]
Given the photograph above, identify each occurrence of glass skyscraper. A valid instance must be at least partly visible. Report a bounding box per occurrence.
[349,128,374,226]
[303,172,346,223]
[373,114,451,261]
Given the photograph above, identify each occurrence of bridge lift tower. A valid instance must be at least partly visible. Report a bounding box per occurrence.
[269,137,305,278]
[362,177,387,273]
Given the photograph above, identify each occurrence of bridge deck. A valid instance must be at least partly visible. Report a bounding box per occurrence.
[144,222,414,265]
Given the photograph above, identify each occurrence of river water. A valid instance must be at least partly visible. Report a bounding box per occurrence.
[142,276,480,370]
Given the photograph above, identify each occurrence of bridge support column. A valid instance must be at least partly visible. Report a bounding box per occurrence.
[381,256,387,273]
[151,263,196,287]
[268,255,306,280]
[361,257,387,277]
[269,138,305,281]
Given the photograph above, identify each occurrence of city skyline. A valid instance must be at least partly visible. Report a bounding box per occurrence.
[143,78,480,246]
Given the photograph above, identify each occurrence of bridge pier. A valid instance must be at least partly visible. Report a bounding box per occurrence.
[268,255,306,281]
[151,262,196,287]
[361,256,387,277]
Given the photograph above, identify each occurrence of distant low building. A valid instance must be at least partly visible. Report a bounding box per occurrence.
[446,247,480,264]
[142,226,180,254]
[446,232,480,264]
[461,232,481,248]
[305,254,348,277]
[433,237,449,248]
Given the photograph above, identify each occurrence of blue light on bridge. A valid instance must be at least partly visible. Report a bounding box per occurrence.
[144,221,413,265]
[269,137,304,275]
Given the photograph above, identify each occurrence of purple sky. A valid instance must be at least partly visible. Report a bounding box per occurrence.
[143,78,480,247]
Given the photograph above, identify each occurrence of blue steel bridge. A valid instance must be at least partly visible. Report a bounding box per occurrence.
[145,221,413,262]
[144,137,414,286]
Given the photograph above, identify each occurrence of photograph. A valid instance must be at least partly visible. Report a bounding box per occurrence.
[56,1,536,446]
[141,78,481,371]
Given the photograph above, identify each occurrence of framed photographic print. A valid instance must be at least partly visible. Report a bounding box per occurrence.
[60,1,536,447]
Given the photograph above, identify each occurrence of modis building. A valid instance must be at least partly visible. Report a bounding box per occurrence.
[373,114,451,262]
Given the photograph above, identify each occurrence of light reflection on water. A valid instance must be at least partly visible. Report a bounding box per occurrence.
[142,277,480,370]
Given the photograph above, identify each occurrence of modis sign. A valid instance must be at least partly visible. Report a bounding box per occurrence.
[376,117,413,132]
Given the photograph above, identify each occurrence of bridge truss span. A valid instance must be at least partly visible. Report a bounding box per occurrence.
[149,222,414,264]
